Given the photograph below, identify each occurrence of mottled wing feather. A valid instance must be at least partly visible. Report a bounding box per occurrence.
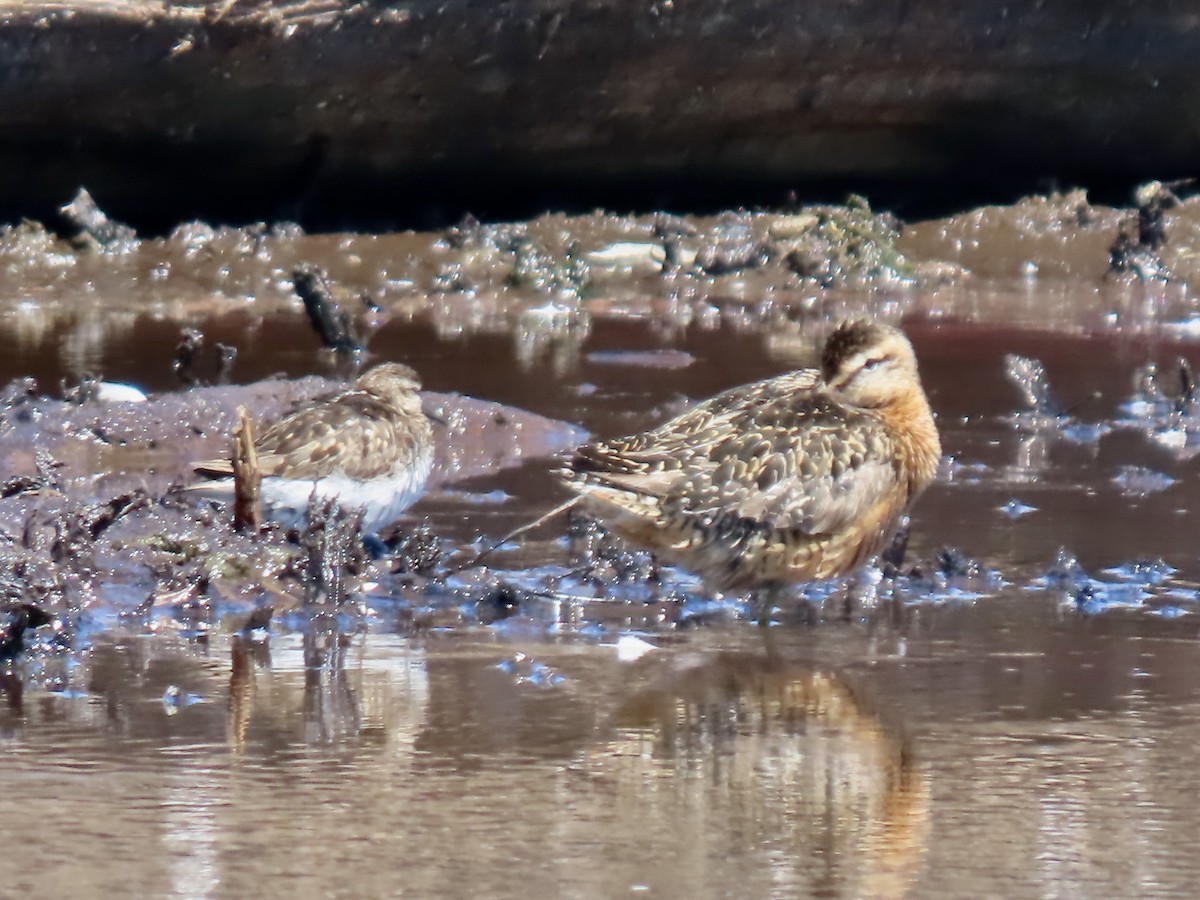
[194,390,424,481]
[256,392,419,479]
[570,371,900,536]
[575,370,820,464]
[683,410,899,534]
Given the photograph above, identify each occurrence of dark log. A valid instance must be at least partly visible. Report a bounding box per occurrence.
[0,1,1195,226]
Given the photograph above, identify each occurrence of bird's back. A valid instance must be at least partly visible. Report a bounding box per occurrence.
[253,390,430,481]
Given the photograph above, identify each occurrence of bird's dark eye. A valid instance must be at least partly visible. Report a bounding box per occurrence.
[862,356,884,371]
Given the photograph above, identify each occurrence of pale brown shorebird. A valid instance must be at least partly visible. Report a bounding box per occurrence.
[563,320,941,620]
[190,362,435,532]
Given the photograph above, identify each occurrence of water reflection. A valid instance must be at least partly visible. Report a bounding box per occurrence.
[223,629,430,758]
[591,652,929,898]
[0,631,933,896]
[4,621,1200,894]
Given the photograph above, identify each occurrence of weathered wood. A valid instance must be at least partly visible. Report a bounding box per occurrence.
[231,404,262,532]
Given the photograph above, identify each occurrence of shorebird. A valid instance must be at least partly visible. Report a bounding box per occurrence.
[190,363,435,532]
[563,320,941,615]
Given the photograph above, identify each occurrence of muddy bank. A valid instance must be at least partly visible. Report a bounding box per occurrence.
[1,1,1198,225]
[0,376,583,634]
[6,187,1200,371]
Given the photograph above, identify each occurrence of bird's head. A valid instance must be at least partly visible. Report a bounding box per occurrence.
[356,362,425,414]
[821,320,924,409]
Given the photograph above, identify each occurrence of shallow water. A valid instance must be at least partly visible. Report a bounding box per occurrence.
[7,250,1200,895]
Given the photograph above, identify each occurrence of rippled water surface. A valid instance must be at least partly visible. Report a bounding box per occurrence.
[6,264,1200,896]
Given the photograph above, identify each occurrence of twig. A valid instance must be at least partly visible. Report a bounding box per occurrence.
[231,405,262,532]
[459,495,580,570]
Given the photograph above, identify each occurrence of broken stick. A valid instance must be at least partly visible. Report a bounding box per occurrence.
[231,405,262,532]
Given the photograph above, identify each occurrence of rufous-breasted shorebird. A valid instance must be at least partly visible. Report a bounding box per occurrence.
[190,362,435,532]
[563,320,941,617]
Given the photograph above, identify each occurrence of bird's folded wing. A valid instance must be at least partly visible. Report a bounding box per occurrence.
[190,392,411,481]
[572,396,899,537]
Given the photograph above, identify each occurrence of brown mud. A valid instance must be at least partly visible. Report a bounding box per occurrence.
[6,189,1200,893]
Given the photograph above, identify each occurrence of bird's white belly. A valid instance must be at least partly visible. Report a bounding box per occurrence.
[261,453,434,532]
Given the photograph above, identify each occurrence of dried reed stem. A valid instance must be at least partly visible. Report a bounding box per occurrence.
[231,405,262,532]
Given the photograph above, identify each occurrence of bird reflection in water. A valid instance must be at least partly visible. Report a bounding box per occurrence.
[590,652,930,897]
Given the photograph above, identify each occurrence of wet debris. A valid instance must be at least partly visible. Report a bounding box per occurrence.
[0,218,72,266]
[55,187,138,252]
[475,582,527,623]
[1033,548,1172,616]
[0,603,54,658]
[376,521,442,576]
[495,651,565,688]
[441,217,530,259]
[1134,181,1184,251]
[652,213,699,271]
[293,264,364,352]
[1040,547,1089,590]
[997,499,1037,518]
[878,517,910,576]
[215,342,238,383]
[507,239,591,297]
[55,373,146,409]
[2,448,63,498]
[431,261,475,294]
[0,376,38,412]
[934,546,982,579]
[1005,354,1062,419]
[50,490,151,565]
[297,497,367,606]
[442,212,485,249]
[1005,353,1109,443]
[61,373,101,405]
[695,216,770,274]
[173,327,205,386]
[1111,465,1175,497]
[442,212,530,253]
[172,327,237,388]
[776,197,915,287]
[1117,357,1200,457]
[894,545,1000,600]
[161,684,203,716]
[1069,581,1150,616]
[1108,180,1185,280]
[1124,358,1196,418]
[568,510,659,586]
[59,373,145,408]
